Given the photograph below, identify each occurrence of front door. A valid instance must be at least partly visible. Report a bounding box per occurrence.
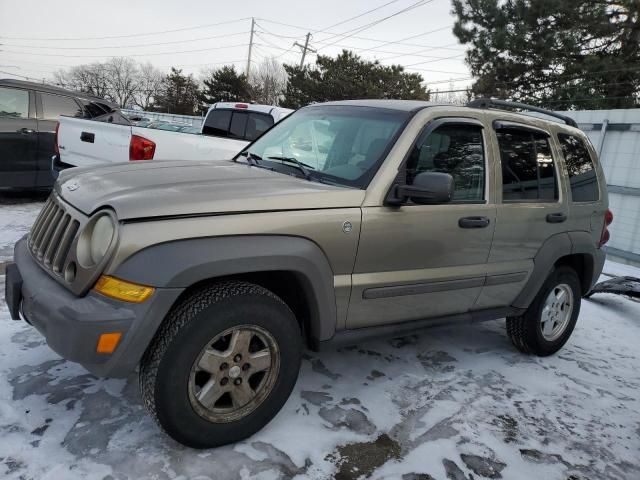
[0,86,38,188]
[347,118,497,328]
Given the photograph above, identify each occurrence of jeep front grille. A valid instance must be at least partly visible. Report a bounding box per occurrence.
[28,195,81,276]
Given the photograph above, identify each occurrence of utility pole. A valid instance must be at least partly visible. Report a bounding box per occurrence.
[294,33,316,68]
[246,18,255,80]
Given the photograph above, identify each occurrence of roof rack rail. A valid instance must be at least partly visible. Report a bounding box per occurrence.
[467,98,578,128]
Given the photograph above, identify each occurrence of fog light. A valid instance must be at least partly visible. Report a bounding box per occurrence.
[94,275,154,303]
[97,332,122,354]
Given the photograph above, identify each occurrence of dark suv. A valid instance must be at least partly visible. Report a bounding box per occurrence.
[0,79,116,189]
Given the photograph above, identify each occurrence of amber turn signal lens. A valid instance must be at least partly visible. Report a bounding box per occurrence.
[96,332,122,354]
[94,275,154,303]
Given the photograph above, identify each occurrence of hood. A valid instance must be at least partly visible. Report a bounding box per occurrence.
[56,160,365,220]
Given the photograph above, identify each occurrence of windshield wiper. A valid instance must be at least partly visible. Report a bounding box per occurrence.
[266,156,315,180]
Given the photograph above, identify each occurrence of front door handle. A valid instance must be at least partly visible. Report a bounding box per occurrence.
[459,216,490,229]
[17,128,35,134]
[546,212,567,223]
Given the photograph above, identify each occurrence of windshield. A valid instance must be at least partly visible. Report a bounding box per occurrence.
[238,105,409,188]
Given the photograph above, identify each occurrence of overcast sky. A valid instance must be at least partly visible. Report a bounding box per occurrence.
[0,0,472,92]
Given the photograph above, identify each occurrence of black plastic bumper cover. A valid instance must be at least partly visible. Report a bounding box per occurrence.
[7,236,183,377]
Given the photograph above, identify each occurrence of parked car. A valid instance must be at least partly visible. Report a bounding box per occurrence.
[55,102,292,169]
[6,99,611,449]
[0,79,115,188]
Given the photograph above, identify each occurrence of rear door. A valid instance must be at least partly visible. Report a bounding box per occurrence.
[475,121,569,309]
[0,86,38,187]
[36,92,84,186]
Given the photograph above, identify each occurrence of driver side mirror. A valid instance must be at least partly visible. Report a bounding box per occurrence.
[386,171,455,206]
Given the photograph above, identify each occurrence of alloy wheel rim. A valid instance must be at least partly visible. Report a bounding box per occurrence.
[188,325,280,423]
[540,283,574,342]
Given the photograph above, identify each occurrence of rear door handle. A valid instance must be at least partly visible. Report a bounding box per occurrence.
[546,212,567,223]
[80,131,95,143]
[17,128,35,134]
[459,216,490,229]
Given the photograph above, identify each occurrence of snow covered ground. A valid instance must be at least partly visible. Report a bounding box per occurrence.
[0,193,639,480]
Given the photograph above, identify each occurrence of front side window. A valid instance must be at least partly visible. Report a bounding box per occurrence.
[406,123,486,202]
[0,87,29,119]
[203,109,232,137]
[41,93,83,120]
[242,106,408,188]
[497,128,557,202]
[558,133,599,202]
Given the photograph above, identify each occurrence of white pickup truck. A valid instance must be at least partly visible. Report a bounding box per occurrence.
[55,102,292,170]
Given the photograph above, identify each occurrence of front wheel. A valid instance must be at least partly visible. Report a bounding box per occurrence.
[507,266,581,356]
[140,281,302,448]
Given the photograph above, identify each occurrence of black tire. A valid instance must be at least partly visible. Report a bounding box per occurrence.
[139,281,302,448]
[506,266,581,356]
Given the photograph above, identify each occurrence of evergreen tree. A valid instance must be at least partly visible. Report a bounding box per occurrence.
[154,68,201,114]
[200,66,252,105]
[452,0,640,109]
[281,50,429,109]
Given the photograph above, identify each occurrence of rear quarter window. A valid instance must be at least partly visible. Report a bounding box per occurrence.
[41,93,83,120]
[558,133,599,202]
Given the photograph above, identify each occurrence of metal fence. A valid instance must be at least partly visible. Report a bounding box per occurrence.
[557,109,640,266]
[121,109,204,128]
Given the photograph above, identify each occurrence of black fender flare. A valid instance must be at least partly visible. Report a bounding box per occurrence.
[113,235,338,343]
[512,232,572,309]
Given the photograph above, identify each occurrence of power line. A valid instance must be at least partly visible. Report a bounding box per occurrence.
[1,31,248,50]
[257,17,457,51]
[337,25,451,52]
[1,43,252,58]
[320,0,404,31]
[0,18,252,41]
[317,0,434,50]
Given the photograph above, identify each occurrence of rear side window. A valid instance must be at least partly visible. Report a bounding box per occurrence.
[558,133,599,202]
[41,93,83,120]
[229,112,248,139]
[0,87,29,119]
[407,123,486,202]
[497,129,558,202]
[203,109,232,136]
[246,113,274,141]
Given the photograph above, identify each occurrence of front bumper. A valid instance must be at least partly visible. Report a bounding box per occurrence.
[5,236,183,377]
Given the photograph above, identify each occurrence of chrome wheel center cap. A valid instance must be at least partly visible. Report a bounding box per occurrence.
[229,365,241,378]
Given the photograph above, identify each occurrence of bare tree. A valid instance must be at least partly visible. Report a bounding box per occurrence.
[53,62,110,98]
[105,57,139,108]
[133,62,164,110]
[250,57,287,105]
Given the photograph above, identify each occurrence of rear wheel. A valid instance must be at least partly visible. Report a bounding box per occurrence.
[507,266,581,356]
[140,281,302,448]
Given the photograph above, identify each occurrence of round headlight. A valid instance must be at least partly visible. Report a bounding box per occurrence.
[76,212,116,268]
[90,214,115,264]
